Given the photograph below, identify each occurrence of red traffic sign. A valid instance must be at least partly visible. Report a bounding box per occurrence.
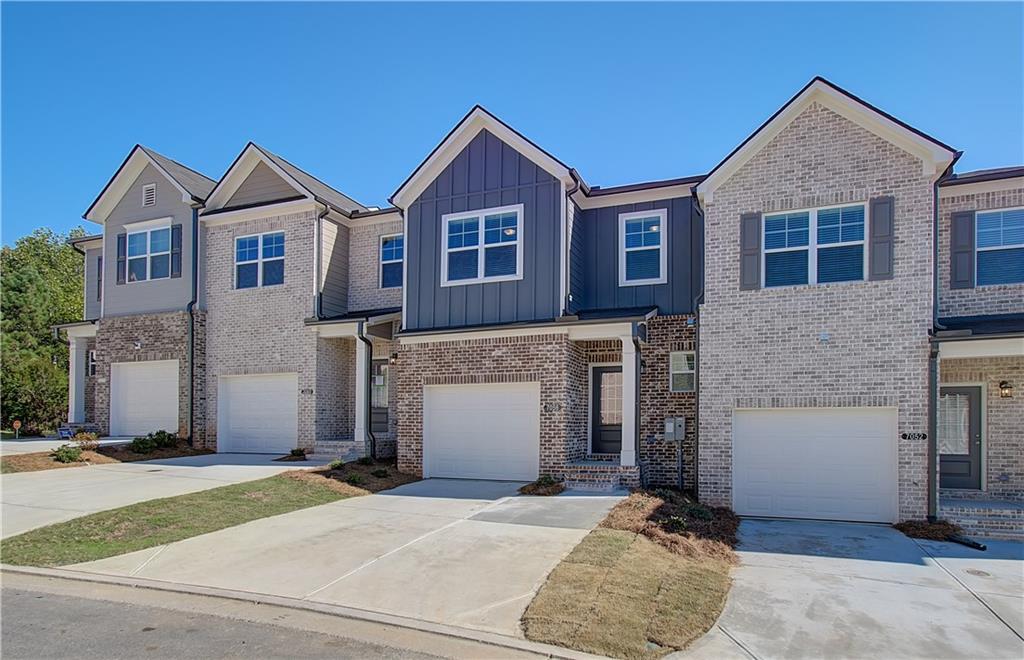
[12,420,21,430]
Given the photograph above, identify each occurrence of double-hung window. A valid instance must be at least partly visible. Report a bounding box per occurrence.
[235,231,285,289]
[976,208,1024,285]
[127,226,171,282]
[380,234,404,289]
[619,209,668,286]
[763,204,865,287]
[669,351,695,393]
[441,204,523,286]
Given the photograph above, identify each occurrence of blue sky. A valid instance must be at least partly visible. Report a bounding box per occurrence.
[2,2,1022,244]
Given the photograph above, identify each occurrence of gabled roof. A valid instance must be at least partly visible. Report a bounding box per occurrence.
[202,142,366,217]
[940,165,1024,187]
[390,105,573,209]
[696,77,959,204]
[84,145,216,223]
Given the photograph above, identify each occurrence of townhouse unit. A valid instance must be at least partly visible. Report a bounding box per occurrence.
[60,77,1023,538]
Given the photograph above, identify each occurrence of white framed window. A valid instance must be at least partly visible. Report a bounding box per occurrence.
[380,234,404,289]
[763,203,866,288]
[619,209,668,286]
[669,351,695,393]
[126,226,171,282]
[142,183,157,207]
[976,207,1024,286]
[235,231,285,289]
[441,204,523,286]
[88,350,97,377]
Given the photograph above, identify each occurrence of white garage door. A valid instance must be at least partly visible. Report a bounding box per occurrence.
[733,408,898,523]
[110,360,179,436]
[217,374,298,453]
[423,383,540,481]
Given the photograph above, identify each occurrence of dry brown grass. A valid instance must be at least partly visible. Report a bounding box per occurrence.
[522,489,739,659]
[1,442,212,474]
[284,458,419,496]
[894,519,963,541]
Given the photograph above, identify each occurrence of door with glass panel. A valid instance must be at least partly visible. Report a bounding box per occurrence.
[591,366,623,454]
[371,360,389,434]
[938,386,982,490]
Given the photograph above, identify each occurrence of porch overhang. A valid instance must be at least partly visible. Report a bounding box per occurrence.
[935,313,1024,358]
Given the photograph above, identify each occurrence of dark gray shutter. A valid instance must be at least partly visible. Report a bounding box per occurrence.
[170,224,183,278]
[950,211,975,289]
[739,212,762,290]
[868,196,895,280]
[116,234,127,284]
[96,256,103,301]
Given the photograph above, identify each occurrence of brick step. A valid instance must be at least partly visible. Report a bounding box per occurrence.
[562,460,640,492]
[940,497,1024,541]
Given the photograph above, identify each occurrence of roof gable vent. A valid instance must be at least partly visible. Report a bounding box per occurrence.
[142,183,157,207]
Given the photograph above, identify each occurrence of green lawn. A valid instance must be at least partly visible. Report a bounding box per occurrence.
[1,474,349,567]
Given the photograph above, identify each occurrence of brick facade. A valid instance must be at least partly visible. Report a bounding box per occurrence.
[940,356,1024,499]
[937,184,1024,317]
[348,219,403,312]
[698,101,936,521]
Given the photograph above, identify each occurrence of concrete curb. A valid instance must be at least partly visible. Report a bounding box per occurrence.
[1,564,604,660]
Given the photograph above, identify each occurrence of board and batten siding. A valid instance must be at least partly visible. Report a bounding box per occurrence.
[226,161,301,209]
[576,196,702,315]
[319,219,350,317]
[84,247,102,319]
[405,129,562,331]
[567,201,586,313]
[101,163,198,317]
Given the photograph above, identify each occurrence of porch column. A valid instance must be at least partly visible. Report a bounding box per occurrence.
[67,336,88,424]
[620,335,637,467]
[354,337,369,444]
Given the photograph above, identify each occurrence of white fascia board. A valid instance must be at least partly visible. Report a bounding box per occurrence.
[940,177,1024,197]
[566,322,635,341]
[343,210,403,229]
[392,109,572,209]
[86,149,195,223]
[938,337,1024,359]
[203,145,310,212]
[398,326,570,345]
[63,323,98,339]
[573,184,694,210]
[307,321,361,338]
[201,199,317,228]
[696,80,957,205]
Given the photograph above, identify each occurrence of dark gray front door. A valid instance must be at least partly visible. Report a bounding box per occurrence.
[939,386,982,490]
[591,366,622,454]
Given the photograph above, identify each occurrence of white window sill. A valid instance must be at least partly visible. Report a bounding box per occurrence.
[440,273,523,287]
[620,277,667,287]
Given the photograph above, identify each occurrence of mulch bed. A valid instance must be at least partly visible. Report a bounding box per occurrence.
[519,480,566,496]
[274,454,309,462]
[894,519,963,541]
[284,458,419,496]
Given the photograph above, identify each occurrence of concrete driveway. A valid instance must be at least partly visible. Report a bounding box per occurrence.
[2,454,325,538]
[1,436,129,456]
[686,519,1024,659]
[69,479,621,636]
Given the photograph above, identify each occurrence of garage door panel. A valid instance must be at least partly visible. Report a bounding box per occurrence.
[424,383,540,481]
[733,408,897,523]
[218,374,298,454]
[110,360,179,436]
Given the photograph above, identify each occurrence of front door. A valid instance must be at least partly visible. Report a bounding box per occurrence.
[371,360,389,434]
[939,386,982,490]
[591,366,623,454]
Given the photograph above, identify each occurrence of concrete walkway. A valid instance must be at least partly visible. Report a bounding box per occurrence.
[69,479,622,637]
[1,436,130,456]
[685,519,1024,659]
[1,454,328,538]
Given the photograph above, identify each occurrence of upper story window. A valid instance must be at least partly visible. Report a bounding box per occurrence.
[127,226,171,282]
[380,234,404,289]
[235,231,285,289]
[764,204,865,288]
[619,209,668,286]
[669,351,695,393]
[441,204,523,286]
[976,208,1024,286]
[142,183,157,207]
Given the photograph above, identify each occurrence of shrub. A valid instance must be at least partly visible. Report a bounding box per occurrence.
[150,430,178,449]
[52,444,83,463]
[130,436,157,454]
[328,459,344,470]
[345,474,366,486]
[73,431,99,451]
[536,474,559,487]
[290,448,306,457]
[356,456,374,466]
[371,468,389,478]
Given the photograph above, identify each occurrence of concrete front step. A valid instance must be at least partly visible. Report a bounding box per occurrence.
[940,497,1024,541]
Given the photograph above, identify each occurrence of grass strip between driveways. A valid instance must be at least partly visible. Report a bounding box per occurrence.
[1,473,348,567]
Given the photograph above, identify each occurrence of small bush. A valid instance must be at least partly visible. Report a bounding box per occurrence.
[536,474,559,487]
[328,459,344,470]
[52,444,83,464]
[150,430,179,449]
[130,436,157,454]
[73,432,99,451]
[290,448,306,457]
[371,468,389,478]
[345,474,366,486]
[356,456,374,466]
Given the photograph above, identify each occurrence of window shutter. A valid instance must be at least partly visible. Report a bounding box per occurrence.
[950,211,975,289]
[868,196,895,280]
[116,233,127,285]
[739,212,762,290]
[97,256,103,301]
[170,224,183,278]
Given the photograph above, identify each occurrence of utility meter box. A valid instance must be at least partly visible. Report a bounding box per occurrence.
[663,417,687,442]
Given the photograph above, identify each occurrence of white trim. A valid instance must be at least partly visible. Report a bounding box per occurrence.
[126,224,172,284]
[396,320,635,345]
[937,337,1024,358]
[202,144,311,213]
[974,206,1024,287]
[141,182,157,207]
[201,199,317,228]
[63,323,97,339]
[938,382,987,492]
[401,208,409,331]
[122,216,174,232]
[234,230,285,289]
[440,203,524,287]
[88,349,97,377]
[940,176,1024,197]
[587,362,623,454]
[618,208,668,287]
[392,108,572,209]
[761,202,869,288]
[696,80,957,205]
[379,233,404,289]
[668,350,695,393]
[86,148,197,223]
[347,210,403,228]
[573,184,694,210]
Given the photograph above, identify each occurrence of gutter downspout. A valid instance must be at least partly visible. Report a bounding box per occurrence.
[356,321,377,460]
[632,330,644,487]
[690,188,705,496]
[314,204,330,320]
[186,204,201,447]
[564,170,582,314]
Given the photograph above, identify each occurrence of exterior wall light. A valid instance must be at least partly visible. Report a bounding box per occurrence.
[999,381,1013,398]
[389,352,398,365]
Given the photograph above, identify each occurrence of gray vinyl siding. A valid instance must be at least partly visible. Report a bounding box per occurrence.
[578,196,702,315]
[101,163,197,317]
[84,247,102,320]
[320,218,350,317]
[226,161,301,208]
[405,129,562,331]
[568,201,585,313]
